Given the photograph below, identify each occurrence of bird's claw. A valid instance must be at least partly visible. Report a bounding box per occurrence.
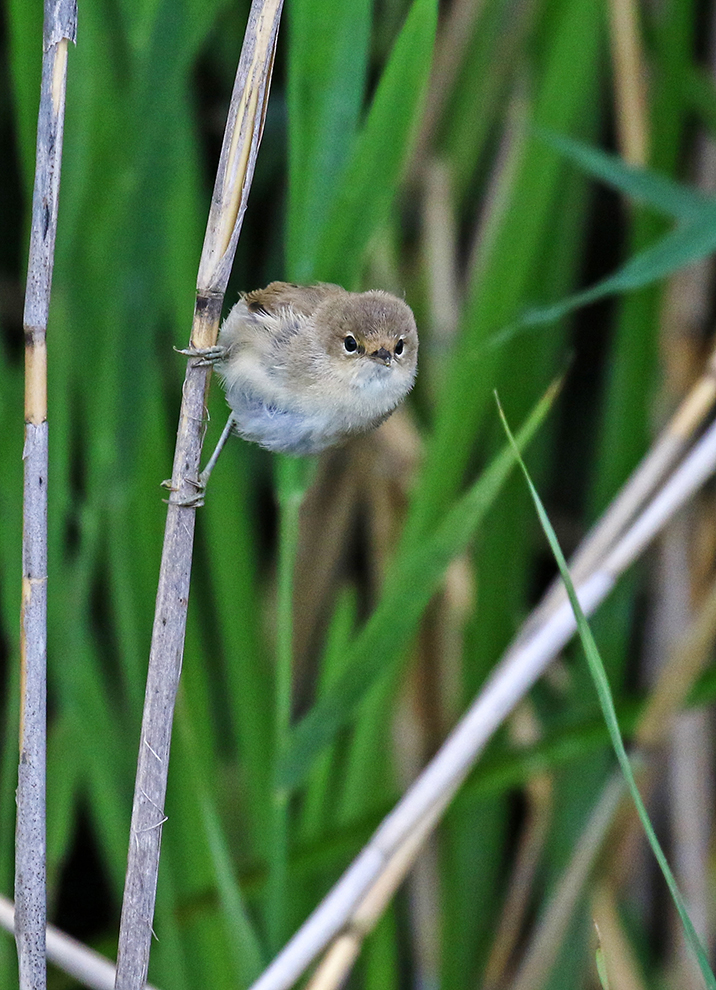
[174,344,229,366]
[160,476,205,508]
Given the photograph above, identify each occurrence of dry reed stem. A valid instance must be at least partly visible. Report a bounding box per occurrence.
[466,83,529,282]
[517,343,716,646]
[481,707,552,989]
[17,3,76,988]
[0,896,160,990]
[608,0,649,166]
[509,775,627,990]
[637,554,716,747]
[422,160,460,348]
[248,401,716,990]
[113,3,283,987]
[656,54,716,970]
[303,805,442,990]
[411,0,487,172]
[669,707,714,981]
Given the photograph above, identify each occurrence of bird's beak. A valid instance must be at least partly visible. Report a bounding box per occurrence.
[370,347,392,366]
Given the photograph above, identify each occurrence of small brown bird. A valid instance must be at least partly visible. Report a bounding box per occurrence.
[205,282,419,455]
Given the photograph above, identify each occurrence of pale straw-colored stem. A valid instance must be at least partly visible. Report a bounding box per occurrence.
[412,0,487,170]
[517,347,716,646]
[608,0,649,166]
[17,3,76,989]
[509,774,627,990]
[113,3,283,988]
[303,799,442,990]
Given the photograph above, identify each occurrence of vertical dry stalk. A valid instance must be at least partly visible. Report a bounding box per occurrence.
[411,0,487,170]
[608,0,649,166]
[113,2,283,988]
[17,2,76,989]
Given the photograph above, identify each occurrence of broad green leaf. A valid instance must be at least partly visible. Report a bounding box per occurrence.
[522,209,716,328]
[279,382,558,790]
[685,65,716,139]
[537,128,714,222]
[5,0,42,195]
[46,717,81,895]
[313,0,438,285]
[177,694,265,987]
[287,0,373,281]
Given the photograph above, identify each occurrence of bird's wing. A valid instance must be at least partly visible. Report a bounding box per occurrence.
[243,281,345,319]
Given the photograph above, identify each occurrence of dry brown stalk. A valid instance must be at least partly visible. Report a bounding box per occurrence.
[17,3,77,988]
[113,3,284,987]
[608,0,649,166]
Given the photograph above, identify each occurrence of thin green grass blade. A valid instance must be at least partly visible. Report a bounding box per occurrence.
[498,401,716,990]
[521,208,716,328]
[595,942,611,990]
[313,0,438,285]
[537,128,714,221]
[279,381,558,790]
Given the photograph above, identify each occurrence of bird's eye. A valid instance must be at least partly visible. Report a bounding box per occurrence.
[395,338,404,356]
[343,335,358,353]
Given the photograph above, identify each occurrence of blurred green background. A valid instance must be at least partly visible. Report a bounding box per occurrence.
[2,0,716,987]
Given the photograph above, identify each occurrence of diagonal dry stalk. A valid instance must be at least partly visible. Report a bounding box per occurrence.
[247,387,716,990]
[498,571,716,990]
[17,3,77,989]
[516,344,716,647]
[113,3,283,988]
